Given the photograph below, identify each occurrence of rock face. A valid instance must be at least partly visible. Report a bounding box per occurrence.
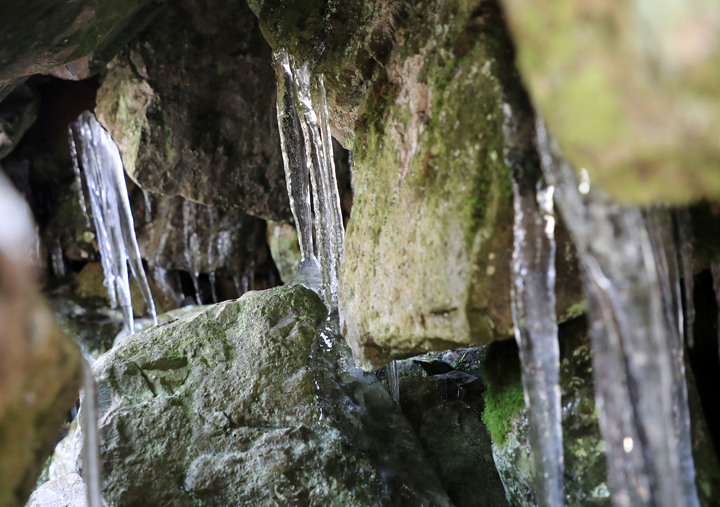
[0,0,155,83]
[86,284,452,505]
[95,0,289,220]
[334,0,581,369]
[0,171,82,507]
[483,319,720,506]
[501,0,720,204]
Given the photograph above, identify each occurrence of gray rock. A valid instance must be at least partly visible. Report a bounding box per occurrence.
[82,284,452,505]
[0,84,37,159]
[95,0,289,220]
[26,473,86,507]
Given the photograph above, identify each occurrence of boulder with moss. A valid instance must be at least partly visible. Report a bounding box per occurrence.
[80,283,452,505]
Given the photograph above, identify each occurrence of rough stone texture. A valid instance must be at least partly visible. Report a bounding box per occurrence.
[483,318,720,506]
[95,0,289,220]
[500,0,720,204]
[484,321,610,505]
[84,284,452,505]
[0,84,37,159]
[267,220,301,283]
[26,473,86,507]
[0,0,156,83]
[337,0,581,369]
[135,192,275,284]
[397,356,509,507]
[0,172,82,507]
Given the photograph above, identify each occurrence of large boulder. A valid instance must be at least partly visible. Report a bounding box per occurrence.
[0,171,82,507]
[500,0,720,204]
[83,283,452,505]
[95,0,289,220]
[335,0,581,369]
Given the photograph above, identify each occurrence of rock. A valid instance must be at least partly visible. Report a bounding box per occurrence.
[83,284,452,505]
[95,0,289,220]
[483,320,609,505]
[397,357,509,507]
[337,0,581,369]
[0,0,156,84]
[500,0,720,204]
[0,171,82,507]
[483,317,720,506]
[0,84,37,159]
[136,193,276,289]
[266,221,300,283]
[26,473,86,507]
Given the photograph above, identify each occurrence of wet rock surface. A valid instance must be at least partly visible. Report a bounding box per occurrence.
[84,284,452,505]
[95,0,289,220]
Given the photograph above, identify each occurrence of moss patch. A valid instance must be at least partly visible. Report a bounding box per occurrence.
[480,338,524,448]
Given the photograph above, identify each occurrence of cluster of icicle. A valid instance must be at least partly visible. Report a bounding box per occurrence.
[272,48,344,309]
[507,119,700,506]
[69,112,158,335]
[70,112,161,507]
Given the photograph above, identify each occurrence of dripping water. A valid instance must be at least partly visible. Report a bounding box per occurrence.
[536,121,699,507]
[51,243,66,278]
[69,112,158,334]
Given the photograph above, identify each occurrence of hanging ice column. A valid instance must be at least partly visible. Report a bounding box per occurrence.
[503,105,563,506]
[537,122,699,507]
[69,112,158,334]
[272,48,345,308]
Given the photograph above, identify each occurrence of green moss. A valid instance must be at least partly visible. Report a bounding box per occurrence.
[480,339,524,448]
[163,125,177,163]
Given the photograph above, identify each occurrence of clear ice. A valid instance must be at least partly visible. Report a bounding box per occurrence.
[537,121,699,507]
[69,112,158,334]
[272,48,344,308]
[504,106,563,505]
[81,359,102,507]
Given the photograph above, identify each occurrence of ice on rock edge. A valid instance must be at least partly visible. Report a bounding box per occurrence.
[272,48,344,308]
[69,112,158,334]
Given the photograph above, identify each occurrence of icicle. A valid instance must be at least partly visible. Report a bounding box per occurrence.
[142,189,153,225]
[206,207,218,303]
[504,103,562,506]
[68,127,91,229]
[81,359,102,507]
[51,243,66,278]
[273,49,315,262]
[536,121,699,507]
[387,360,400,408]
[272,48,345,308]
[676,210,695,348]
[70,112,158,333]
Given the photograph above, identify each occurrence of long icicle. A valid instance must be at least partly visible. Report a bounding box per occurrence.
[504,109,563,505]
[70,112,158,331]
[536,121,699,507]
[675,210,695,348]
[272,48,345,309]
[81,359,102,507]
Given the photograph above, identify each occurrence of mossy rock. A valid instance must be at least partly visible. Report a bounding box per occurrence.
[501,0,720,204]
[83,284,452,505]
[337,0,582,369]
